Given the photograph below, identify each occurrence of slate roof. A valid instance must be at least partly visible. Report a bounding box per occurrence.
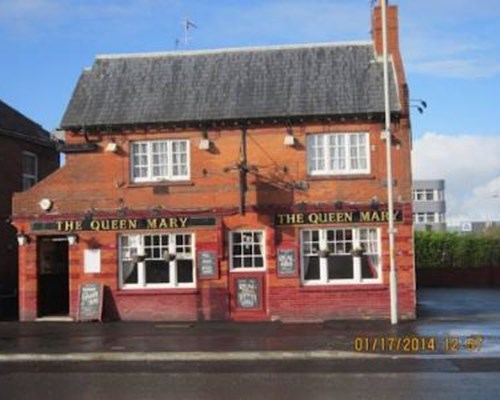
[60,42,401,129]
[0,99,52,145]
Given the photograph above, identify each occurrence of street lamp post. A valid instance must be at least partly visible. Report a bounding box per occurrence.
[381,0,398,325]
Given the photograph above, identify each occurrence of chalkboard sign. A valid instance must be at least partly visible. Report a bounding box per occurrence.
[277,248,297,277]
[236,278,261,309]
[198,251,218,279]
[78,282,103,322]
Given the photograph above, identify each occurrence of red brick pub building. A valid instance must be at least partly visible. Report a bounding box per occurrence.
[12,2,416,322]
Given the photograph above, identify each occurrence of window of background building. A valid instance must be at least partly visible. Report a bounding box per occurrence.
[22,151,38,190]
[413,189,442,202]
[301,227,381,285]
[414,212,438,224]
[119,233,195,288]
[307,132,370,176]
[130,140,190,182]
[230,230,266,270]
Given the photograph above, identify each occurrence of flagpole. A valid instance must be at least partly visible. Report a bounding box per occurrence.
[381,0,398,324]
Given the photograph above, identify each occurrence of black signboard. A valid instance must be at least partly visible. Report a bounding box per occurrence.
[277,248,297,277]
[31,216,217,233]
[198,251,218,279]
[78,282,104,322]
[236,278,261,309]
[275,209,403,226]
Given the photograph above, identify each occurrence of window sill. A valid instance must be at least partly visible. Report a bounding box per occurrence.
[127,181,194,189]
[307,174,376,181]
[230,268,267,273]
[116,288,198,296]
[299,283,386,292]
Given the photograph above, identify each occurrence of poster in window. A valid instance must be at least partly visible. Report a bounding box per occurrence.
[84,249,101,274]
[197,251,218,279]
[277,248,297,277]
[236,278,261,309]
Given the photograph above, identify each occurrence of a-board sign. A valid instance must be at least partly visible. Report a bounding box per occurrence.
[197,251,218,279]
[277,248,297,277]
[78,282,104,322]
[236,278,261,309]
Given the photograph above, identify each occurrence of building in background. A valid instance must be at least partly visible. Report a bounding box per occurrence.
[0,99,59,319]
[12,1,415,322]
[413,179,446,231]
[448,221,500,234]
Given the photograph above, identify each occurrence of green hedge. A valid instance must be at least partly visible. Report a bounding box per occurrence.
[415,230,500,269]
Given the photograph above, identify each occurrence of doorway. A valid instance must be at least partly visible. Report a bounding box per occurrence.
[37,237,69,317]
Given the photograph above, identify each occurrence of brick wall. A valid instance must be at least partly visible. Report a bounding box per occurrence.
[12,103,414,323]
[13,120,412,216]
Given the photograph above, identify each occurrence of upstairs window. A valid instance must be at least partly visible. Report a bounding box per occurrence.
[130,140,190,182]
[307,133,370,176]
[22,151,38,190]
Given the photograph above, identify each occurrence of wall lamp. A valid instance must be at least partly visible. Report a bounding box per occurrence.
[17,233,29,246]
[67,233,79,246]
[283,126,296,147]
[105,141,119,153]
[198,129,211,150]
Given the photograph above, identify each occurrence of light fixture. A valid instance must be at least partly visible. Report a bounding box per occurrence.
[198,129,211,150]
[283,126,296,146]
[370,197,380,210]
[105,142,118,153]
[17,233,29,246]
[67,233,78,246]
[39,198,53,211]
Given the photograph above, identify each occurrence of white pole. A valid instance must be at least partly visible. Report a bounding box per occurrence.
[381,0,398,324]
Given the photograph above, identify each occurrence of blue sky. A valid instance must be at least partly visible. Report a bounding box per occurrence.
[1,0,499,223]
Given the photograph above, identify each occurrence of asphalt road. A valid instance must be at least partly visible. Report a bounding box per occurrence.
[1,360,500,400]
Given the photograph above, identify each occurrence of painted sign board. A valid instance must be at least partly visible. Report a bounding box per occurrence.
[78,282,104,322]
[198,251,218,279]
[277,248,297,277]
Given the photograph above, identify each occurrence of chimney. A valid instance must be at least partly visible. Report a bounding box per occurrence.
[371,0,408,108]
[371,1,400,57]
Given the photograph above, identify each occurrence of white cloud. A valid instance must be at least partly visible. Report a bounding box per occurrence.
[412,132,500,224]
[399,0,500,79]
[0,0,58,17]
[0,0,165,37]
[410,59,500,79]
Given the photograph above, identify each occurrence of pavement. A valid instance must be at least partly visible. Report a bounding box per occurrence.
[1,288,500,362]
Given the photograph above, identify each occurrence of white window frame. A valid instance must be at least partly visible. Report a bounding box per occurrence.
[413,189,435,202]
[307,132,370,176]
[229,230,266,271]
[119,232,196,289]
[300,227,381,285]
[22,151,38,190]
[414,212,437,224]
[130,139,190,183]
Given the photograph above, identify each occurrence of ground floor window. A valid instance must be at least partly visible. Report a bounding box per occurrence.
[301,227,381,284]
[230,230,266,270]
[119,233,195,288]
